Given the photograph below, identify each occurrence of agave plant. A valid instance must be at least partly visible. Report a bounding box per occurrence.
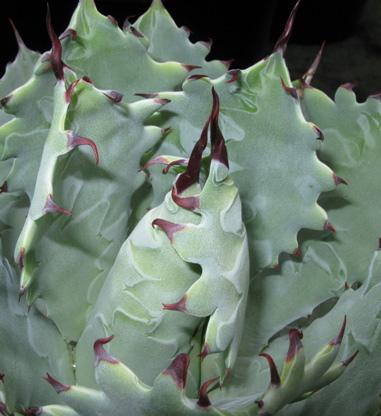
[0,1,380,415]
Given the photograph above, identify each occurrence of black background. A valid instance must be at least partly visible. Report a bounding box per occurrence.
[0,0,379,100]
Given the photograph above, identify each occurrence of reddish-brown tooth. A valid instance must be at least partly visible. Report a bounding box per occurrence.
[161,126,172,136]
[43,373,70,393]
[107,15,118,26]
[187,74,208,81]
[46,4,64,81]
[94,335,119,367]
[0,374,4,383]
[225,69,241,84]
[274,264,280,270]
[210,87,229,168]
[341,82,356,92]
[345,282,350,290]
[65,79,79,103]
[154,98,171,105]
[378,238,381,250]
[27,305,31,313]
[139,156,170,172]
[273,0,301,57]
[220,59,234,69]
[171,188,200,211]
[43,194,72,215]
[67,131,99,166]
[197,343,210,362]
[0,402,6,412]
[180,25,192,35]
[200,39,213,50]
[226,367,231,381]
[298,77,313,90]
[152,218,186,243]
[333,173,348,186]
[162,294,188,313]
[17,248,25,269]
[82,76,93,84]
[162,353,190,389]
[122,16,135,31]
[59,28,76,41]
[103,90,124,103]
[369,91,381,101]
[280,76,298,99]
[163,159,188,174]
[259,353,281,387]
[129,26,144,38]
[329,316,347,346]
[324,220,336,233]
[135,93,159,99]
[182,64,202,72]
[303,41,325,85]
[255,399,264,409]
[25,409,42,416]
[0,95,12,107]
[293,248,301,256]
[307,314,311,320]
[197,377,219,407]
[313,125,324,141]
[0,182,7,193]
[18,286,25,302]
[285,329,303,362]
[342,349,359,366]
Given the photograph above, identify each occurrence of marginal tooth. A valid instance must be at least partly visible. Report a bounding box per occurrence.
[162,159,188,174]
[65,79,80,103]
[0,182,7,193]
[59,28,76,41]
[225,69,241,84]
[340,83,356,92]
[43,373,70,393]
[293,248,301,256]
[171,188,200,212]
[16,247,25,269]
[197,343,210,362]
[9,19,26,49]
[182,64,202,72]
[313,125,324,141]
[187,74,208,81]
[162,294,188,313]
[259,353,281,387]
[197,377,219,408]
[162,353,190,389]
[135,93,159,99]
[280,76,298,99]
[199,38,212,50]
[103,90,124,103]
[42,194,72,216]
[152,218,186,243]
[129,26,144,38]
[0,95,12,107]
[67,131,99,166]
[220,59,234,69]
[94,335,119,367]
[107,15,118,26]
[333,173,348,186]
[324,220,336,233]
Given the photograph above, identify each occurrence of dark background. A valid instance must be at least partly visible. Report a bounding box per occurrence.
[0,0,380,101]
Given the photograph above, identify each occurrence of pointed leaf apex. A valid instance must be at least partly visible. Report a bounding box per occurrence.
[343,349,359,366]
[197,343,211,362]
[103,90,124,103]
[43,373,70,393]
[0,95,12,107]
[9,19,26,50]
[46,4,64,81]
[259,353,281,387]
[330,316,347,346]
[313,125,324,141]
[273,0,301,57]
[220,59,234,69]
[43,194,72,215]
[94,335,119,367]
[162,353,190,389]
[340,82,356,92]
[197,377,219,408]
[162,294,188,313]
[303,41,325,85]
[286,329,303,362]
